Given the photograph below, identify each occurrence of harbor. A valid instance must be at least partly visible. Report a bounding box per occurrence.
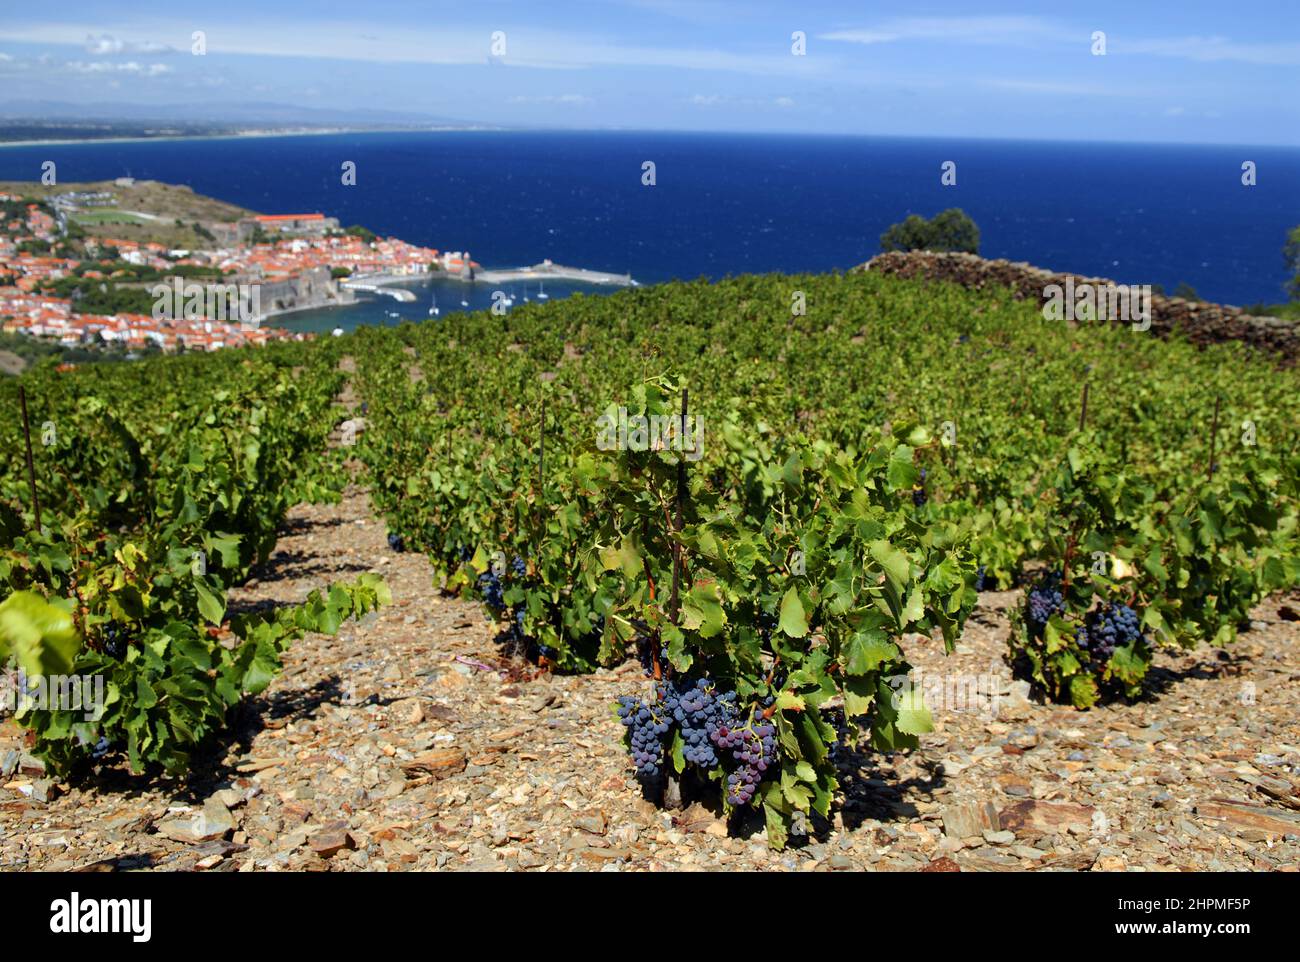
[277,254,640,334]
[275,271,631,334]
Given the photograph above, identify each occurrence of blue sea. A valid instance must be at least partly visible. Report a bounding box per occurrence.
[3,130,1297,329]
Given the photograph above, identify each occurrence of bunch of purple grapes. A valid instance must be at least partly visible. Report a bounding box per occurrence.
[1074,624,1091,652]
[666,678,722,767]
[1024,572,1067,638]
[1080,602,1144,663]
[616,678,780,803]
[709,694,778,806]
[477,570,504,611]
[616,694,670,777]
[387,532,405,553]
[912,468,928,507]
[100,621,127,661]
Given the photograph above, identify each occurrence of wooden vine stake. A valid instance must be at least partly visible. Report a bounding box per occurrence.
[18,385,41,531]
[669,388,687,622]
[1059,378,1090,590]
[663,386,689,811]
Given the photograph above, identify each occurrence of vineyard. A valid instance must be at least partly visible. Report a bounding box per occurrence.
[0,344,389,778]
[2,267,1299,870]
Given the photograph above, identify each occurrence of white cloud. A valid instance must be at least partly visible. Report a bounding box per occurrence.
[68,60,172,76]
[1121,35,1300,66]
[980,78,1151,97]
[507,93,593,105]
[822,17,1069,47]
[84,33,174,55]
[689,94,800,109]
[85,33,123,54]
[820,18,1300,67]
[820,31,899,46]
[0,20,824,77]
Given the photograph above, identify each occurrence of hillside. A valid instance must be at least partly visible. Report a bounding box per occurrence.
[1,268,1298,871]
[0,178,258,248]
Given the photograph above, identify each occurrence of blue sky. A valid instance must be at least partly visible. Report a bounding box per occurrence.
[1,0,1298,144]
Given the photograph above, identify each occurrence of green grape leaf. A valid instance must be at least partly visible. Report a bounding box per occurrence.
[895,685,934,735]
[0,591,82,678]
[778,587,808,638]
[841,628,897,675]
[193,580,226,626]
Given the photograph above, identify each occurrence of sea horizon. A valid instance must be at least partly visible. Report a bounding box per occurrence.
[5,126,1300,152]
[3,128,1297,308]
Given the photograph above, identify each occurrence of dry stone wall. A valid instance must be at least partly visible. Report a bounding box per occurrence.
[858,251,1300,364]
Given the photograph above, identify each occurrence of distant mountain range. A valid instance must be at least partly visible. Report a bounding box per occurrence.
[0,99,486,129]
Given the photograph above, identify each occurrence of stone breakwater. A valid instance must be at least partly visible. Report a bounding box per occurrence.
[857,251,1300,364]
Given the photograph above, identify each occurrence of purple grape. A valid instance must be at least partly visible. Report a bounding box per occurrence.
[1081,602,1145,665]
[1024,572,1066,638]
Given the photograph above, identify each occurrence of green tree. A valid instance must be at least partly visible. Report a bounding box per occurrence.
[1171,282,1200,301]
[879,215,931,253]
[880,208,980,255]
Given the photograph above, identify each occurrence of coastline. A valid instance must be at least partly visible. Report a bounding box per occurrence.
[0,125,503,150]
[257,299,355,322]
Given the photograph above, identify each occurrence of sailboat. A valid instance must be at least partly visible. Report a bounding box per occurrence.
[536,281,549,300]
[428,291,440,317]
[523,285,531,303]
[460,297,469,307]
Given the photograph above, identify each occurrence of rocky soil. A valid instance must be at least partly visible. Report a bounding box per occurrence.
[3,483,1299,872]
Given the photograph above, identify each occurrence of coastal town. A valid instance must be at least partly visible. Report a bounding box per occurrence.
[0,180,469,358]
